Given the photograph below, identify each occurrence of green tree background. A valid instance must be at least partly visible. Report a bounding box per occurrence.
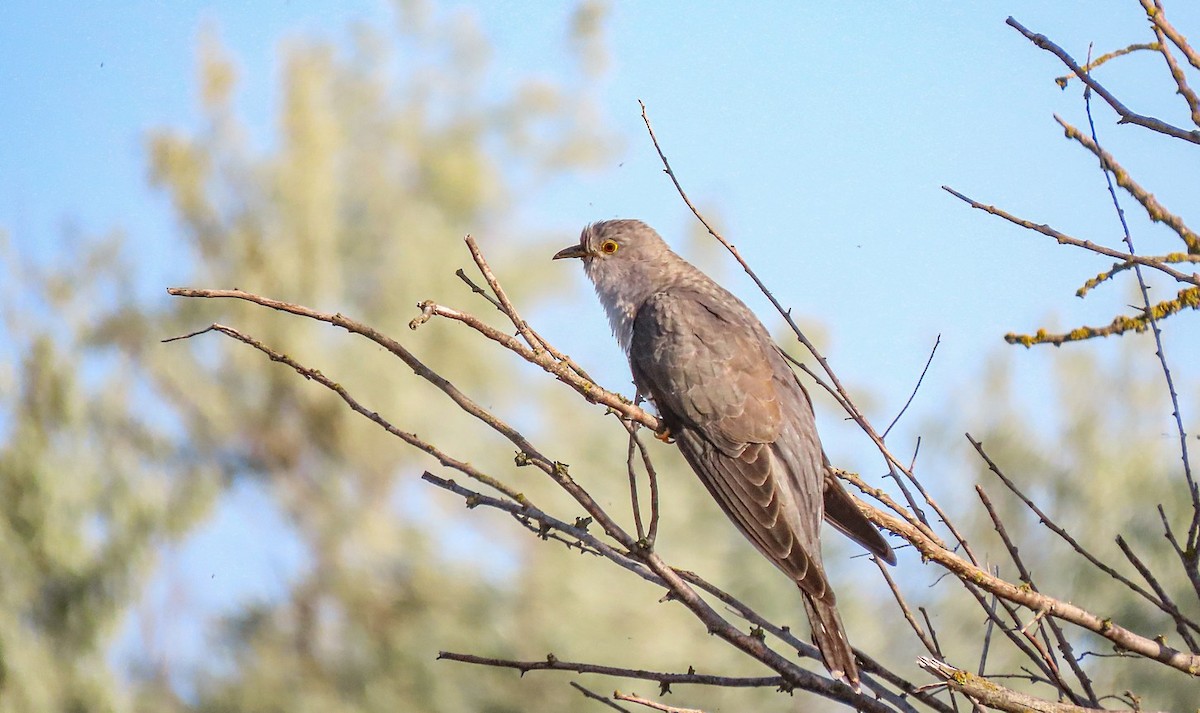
[2,3,1197,712]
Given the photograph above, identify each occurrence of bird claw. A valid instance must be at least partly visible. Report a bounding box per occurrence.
[655,427,674,443]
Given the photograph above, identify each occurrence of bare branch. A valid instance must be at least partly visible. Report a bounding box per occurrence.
[1137,0,1200,124]
[1144,0,1200,71]
[1054,114,1200,253]
[940,187,1200,289]
[918,658,1168,713]
[625,426,646,543]
[1115,535,1200,651]
[438,651,783,689]
[409,298,658,431]
[421,473,657,586]
[1144,9,1200,128]
[1006,16,1200,144]
[622,417,661,546]
[860,487,1200,675]
[161,323,526,504]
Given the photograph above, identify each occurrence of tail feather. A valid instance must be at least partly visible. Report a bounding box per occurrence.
[802,593,860,692]
[824,472,896,565]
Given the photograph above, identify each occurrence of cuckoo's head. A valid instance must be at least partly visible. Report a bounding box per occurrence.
[552,219,673,282]
[553,219,681,348]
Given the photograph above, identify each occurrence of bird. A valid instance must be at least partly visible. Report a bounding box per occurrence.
[554,219,895,690]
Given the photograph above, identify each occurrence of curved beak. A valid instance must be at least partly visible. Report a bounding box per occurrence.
[553,244,589,260]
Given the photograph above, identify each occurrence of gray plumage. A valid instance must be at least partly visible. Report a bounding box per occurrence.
[554,219,895,690]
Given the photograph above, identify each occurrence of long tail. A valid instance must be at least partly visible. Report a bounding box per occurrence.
[802,592,860,692]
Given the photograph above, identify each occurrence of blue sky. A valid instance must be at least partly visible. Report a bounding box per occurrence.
[3,0,1198,688]
[5,2,1196,386]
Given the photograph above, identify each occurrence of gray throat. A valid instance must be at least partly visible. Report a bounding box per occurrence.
[584,249,710,355]
[585,261,647,354]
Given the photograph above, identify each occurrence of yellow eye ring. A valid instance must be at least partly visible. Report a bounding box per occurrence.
[600,240,619,254]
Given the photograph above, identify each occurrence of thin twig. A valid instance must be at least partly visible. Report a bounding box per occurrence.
[613,691,704,713]
[883,334,941,439]
[571,682,634,713]
[455,267,503,310]
[161,323,527,504]
[463,234,546,354]
[1054,43,1158,87]
[941,187,1200,288]
[625,427,646,542]
[623,417,661,546]
[1076,253,1200,298]
[1115,535,1200,652]
[464,235,597,383]
[1160,504,1200,606]
[835,469,947,550]
[875,558,939,657]
[967,435,1194,629]
[978,569,999,678]
[410,298,657,431]
[421,473,653,585]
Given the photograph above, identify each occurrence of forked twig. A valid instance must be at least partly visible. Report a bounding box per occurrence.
[1007,16,1200,144]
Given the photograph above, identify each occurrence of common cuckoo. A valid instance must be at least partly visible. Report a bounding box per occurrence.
[554,219,895,690]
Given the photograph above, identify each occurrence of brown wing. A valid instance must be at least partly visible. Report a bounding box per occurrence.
[629,289,831,600]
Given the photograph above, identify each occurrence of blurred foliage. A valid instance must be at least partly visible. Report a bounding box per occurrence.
[0,2,839,712]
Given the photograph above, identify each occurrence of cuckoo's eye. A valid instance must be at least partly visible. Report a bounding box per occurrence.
[600,239,619,254]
